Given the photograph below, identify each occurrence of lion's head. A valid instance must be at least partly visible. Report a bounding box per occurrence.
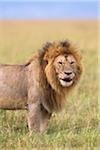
[40,40,83,93]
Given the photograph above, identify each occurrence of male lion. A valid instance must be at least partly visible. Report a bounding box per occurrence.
[0,40,83,133]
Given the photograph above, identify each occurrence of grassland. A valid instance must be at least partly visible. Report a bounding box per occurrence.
[0,20,99,150]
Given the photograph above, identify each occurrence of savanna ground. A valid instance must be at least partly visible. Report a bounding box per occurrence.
[0,20,99,150]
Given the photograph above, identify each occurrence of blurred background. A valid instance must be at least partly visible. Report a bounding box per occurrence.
[0,0,98,63]
[0,1,99,149]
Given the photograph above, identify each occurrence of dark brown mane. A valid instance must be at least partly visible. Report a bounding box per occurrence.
[39,40,70,63]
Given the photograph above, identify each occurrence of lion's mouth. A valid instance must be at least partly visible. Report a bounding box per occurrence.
[59,78,73,87]
[62,78,72,82]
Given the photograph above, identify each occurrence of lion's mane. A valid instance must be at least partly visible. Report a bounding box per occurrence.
[33,40,83,112]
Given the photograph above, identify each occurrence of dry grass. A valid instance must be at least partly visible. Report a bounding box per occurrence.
[0,20,99,150]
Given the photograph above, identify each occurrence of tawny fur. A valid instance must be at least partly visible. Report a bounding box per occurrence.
[0,40,83,132]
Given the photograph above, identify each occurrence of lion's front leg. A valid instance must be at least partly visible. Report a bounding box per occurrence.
[27,103,51,133]
[39,104,51,132]
[27,103,40,132]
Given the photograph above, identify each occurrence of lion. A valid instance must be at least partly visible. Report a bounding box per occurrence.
[0,40,83,133]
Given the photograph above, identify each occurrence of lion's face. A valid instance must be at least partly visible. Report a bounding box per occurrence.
[54,54,78,87]
[43,41,82,92]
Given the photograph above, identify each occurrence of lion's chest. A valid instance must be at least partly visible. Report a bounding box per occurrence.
[42,88,64,112]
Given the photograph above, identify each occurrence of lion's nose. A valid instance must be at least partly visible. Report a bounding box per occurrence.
[64,71,72,76]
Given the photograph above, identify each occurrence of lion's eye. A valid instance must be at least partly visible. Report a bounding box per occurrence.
[70,61,75,64]
[58,62,63,65]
